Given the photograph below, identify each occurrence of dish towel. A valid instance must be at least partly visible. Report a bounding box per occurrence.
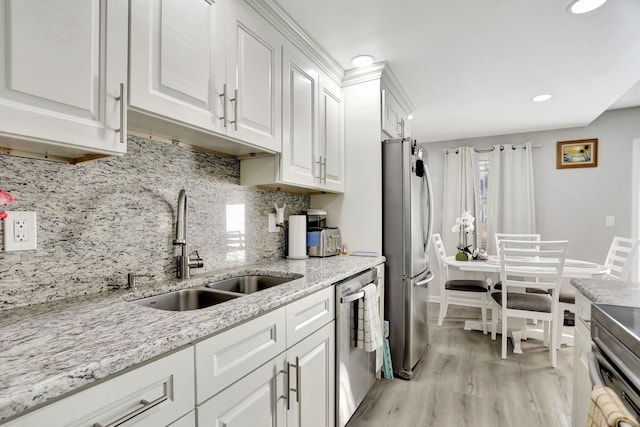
[586,385,640,427]
[357,283,384,357]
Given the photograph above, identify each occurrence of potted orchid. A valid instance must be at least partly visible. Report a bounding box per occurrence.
[452,210,475,261]
[0,189,14,219]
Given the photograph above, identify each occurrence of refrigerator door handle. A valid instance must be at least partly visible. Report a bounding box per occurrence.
[423,165,435,254]
[415,271,434,287]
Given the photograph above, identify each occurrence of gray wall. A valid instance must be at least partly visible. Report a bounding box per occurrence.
[426,107,640,268]
[0,136,309,309]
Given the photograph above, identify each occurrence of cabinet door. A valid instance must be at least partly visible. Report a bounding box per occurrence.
[0,0,127,155]
[381,87,407,139]
[226,2,282,152]
[129,0,225,133]
[287,322,335,427]
[5,347,195,427]
[318,76,344,192]
[281,43,319,187]
[197,352,287,427]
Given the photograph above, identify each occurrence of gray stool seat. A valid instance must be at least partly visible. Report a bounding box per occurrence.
[493,282,548,294]
[445,280,490,293]
[491,292,552,313]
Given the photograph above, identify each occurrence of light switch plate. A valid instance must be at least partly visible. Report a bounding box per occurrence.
[3,211,37,251]
[606,215,615,227]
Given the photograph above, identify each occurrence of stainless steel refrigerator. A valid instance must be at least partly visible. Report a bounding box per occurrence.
[382,137,434,379]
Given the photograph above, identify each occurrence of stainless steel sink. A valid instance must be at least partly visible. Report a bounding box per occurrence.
[134,287,240,311]
[206,275,298,294]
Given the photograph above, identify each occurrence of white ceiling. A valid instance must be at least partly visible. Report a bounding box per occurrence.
[273,0,640,142]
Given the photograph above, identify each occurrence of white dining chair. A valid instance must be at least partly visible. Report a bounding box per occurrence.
[490,239,569,367]
[555,236,640,347]
[432,233,491,334]
[494,233,541,258]
[603,236,640,280]
[493,233,546,299]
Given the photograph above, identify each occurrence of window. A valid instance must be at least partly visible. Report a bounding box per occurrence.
[477,152,490,250]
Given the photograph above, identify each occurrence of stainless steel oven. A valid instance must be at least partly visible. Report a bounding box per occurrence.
[589,304,640,422]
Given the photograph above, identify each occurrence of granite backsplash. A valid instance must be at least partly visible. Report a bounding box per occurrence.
[0,136,309,309]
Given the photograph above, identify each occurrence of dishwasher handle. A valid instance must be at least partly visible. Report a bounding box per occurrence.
[588,351,605,387]
[340,291,364,304]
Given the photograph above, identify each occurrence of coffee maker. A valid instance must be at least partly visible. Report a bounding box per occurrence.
[305,209,341,257]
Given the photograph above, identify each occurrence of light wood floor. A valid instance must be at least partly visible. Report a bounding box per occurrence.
[346,303,573,427]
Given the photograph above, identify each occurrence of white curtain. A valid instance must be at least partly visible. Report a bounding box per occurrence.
[442,147,480,255]
[486,142,536,254]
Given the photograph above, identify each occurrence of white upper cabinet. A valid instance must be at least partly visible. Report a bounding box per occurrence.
[240,43,344,194]
[281,42,319,187]
[381,83,409,139]
[129,0,225,134]
[226,0,282,152]
[318,75,344,192]
[0,0,128,161]
[129,0,282,154]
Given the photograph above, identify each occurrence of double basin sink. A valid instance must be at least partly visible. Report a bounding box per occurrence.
[134,274,301,311]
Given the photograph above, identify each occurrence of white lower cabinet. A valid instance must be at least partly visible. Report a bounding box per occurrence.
[572,290,593,427]
[197,286,336,427]
[4,347,195,427]
[287,322,335,427]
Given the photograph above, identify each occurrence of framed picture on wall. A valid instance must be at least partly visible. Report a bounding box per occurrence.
[556,138,598,169]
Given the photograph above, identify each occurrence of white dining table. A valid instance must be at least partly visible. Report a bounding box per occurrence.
[443,255,610,353]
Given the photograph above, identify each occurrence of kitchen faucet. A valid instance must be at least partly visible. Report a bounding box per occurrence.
[174,189,203,279]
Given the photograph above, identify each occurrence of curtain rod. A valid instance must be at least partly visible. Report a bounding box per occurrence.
[474,144,542,153]
[444,144,542,154]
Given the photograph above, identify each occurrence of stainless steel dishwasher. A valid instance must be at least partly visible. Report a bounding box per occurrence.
[335,267,378,427]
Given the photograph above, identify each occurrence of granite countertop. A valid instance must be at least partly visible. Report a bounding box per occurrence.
[571,277,640,307]
[0,255,385,422]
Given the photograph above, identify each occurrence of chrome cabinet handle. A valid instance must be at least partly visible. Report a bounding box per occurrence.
[286,362,293,410]
[398,118,405,138]
[229,88,238,131]
[92,395,168,427]
[219,83,227,128]
[294,356,300,403]
[115,83,126,144]
[321,157,327,184]
[315,156,322,179]
[286,357,300,409]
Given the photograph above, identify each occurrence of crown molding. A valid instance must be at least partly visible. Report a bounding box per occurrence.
[245,0,345,85]
[343,62,415,113]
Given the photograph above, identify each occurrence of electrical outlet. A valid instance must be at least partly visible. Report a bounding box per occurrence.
[14,220,27,242]
[3,211,37,251]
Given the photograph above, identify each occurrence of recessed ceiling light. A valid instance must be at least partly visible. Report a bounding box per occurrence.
[532,94,552,102]
[568,0,607,14]
[407,115,414,120]
[351,55,375,68]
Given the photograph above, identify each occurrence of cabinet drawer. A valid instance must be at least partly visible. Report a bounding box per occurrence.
[286,287,335,347]
[5,347,195,427]
[195,307,286,403]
